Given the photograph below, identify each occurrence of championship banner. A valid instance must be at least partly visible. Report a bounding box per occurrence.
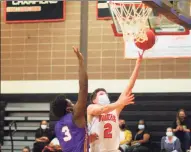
[4,0,66,23]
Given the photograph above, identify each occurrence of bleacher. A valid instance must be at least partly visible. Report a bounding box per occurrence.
[2,102,50,152]
[1,93,191,152]
[0,101,6,147]
[120,93,191,150]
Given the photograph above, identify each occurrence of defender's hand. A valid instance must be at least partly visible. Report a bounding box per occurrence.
[73,46,84,62]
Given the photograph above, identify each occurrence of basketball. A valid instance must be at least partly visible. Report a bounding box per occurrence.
[135,29,156,51]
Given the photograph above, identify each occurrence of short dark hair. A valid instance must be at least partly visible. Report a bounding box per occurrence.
[51,94,68,118]
[90,88,107,103]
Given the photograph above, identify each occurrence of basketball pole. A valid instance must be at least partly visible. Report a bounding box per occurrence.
[80,0,88,69]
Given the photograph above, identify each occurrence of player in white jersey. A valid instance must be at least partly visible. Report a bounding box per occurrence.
[87,51,144,152]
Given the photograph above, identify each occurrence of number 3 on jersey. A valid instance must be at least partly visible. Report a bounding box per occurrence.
[104,123,112,138]
[62,126,72,142]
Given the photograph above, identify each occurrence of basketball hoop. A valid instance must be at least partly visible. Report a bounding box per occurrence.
[108,1,152,43]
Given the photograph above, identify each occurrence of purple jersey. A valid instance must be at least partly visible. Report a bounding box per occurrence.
[55,113,88,152]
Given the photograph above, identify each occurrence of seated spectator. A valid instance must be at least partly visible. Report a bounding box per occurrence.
[119,119,132,152]
[43,134,99,152]
[127,119,151,152]
[33,120,52,152]
[161,127,182,152]
[172,109,191,151]
[22,146,31,152]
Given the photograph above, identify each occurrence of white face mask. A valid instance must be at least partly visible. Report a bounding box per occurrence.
[98,94,110,105]
[166,132,173,137]
[41,125,47,130]
[138,125,145,130]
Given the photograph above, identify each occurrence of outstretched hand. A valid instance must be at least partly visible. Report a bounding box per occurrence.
[119,92,135,106]
[136,50,144,63]
[73,46,84,62]
[138,50,144,59]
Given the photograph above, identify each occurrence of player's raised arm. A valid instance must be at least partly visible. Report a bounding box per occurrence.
[117,51,144,115]
[87,93,134,116]
[72,47,88,127]
[120,51,144,97]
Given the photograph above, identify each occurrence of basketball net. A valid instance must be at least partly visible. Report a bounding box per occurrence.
[109,1,152,43]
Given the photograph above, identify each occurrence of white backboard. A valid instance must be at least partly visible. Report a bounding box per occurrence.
[125,30,191,59]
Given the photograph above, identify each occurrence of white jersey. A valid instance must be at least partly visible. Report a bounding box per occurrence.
[88,110,120,152]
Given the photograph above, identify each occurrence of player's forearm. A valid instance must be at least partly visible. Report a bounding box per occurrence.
[125,59,141,93]
[100,102,122,114]
[74,61,88,116]
[88,99,124,115]
[79,61,88,91]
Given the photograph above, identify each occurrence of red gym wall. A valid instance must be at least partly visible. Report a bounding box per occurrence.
[1,1,191,80]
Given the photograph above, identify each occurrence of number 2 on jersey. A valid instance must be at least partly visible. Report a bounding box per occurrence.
[62,126,72,142]
[104,123,112,138]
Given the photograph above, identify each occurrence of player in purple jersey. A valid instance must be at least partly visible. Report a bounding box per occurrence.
[51,47,91,152]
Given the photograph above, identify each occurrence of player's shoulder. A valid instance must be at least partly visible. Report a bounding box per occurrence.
[57,114,72,124]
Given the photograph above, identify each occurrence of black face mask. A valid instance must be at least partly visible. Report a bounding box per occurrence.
[120,124,126,129]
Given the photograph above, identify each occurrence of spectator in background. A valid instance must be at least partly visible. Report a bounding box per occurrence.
[161,127,182,152]
[119,119,132,152]
[33,120,51,152]
[42,134,99,152]
[22,146,31,152]
[127,119,151,152]
[172,109,191,151]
